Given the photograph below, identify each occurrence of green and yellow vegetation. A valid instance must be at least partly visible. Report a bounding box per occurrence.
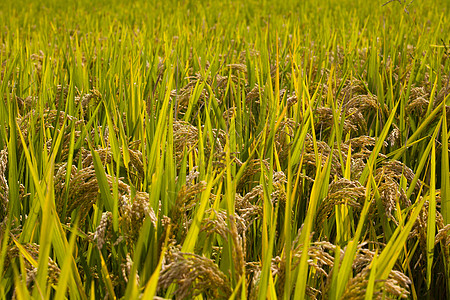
[1,0,450,298]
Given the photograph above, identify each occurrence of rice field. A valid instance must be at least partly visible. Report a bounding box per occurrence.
[1,0,450,298]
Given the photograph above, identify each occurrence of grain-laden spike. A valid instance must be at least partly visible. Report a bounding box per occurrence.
[341,249,411,299]
[120,254,137,284]
[227,63,247,73]
[435,224,450,246]
[201,209,231,242]
[169,180,207,240]
[158,245,232,299]
[299,133,342,178]
[236,158,270,191]
[200,210,245,280]
[344,94,382,115]
[54,163,99,223]
[340,79,368,104]
[387,123,401,147]
[315,178,366,230]
[119,190,158,244]
[55,150,142,226]
[371,160,418,224]
[406,96,429,116]
[274,118,298,161]
[315,105,367,138]
[173,120,199,164]
[5,243,61,290]
[245,84,264,104]
[16,109,83,159]
[93,211,113,250]
[0,149,9,223]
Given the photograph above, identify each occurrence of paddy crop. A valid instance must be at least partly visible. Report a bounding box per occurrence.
[1,0,450,298]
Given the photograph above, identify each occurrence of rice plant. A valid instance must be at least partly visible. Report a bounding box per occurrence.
[1,0,450,298]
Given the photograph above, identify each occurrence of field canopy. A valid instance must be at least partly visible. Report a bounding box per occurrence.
[1,0,450,299]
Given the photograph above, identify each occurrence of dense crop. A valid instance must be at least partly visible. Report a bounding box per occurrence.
[1,0,450,298]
